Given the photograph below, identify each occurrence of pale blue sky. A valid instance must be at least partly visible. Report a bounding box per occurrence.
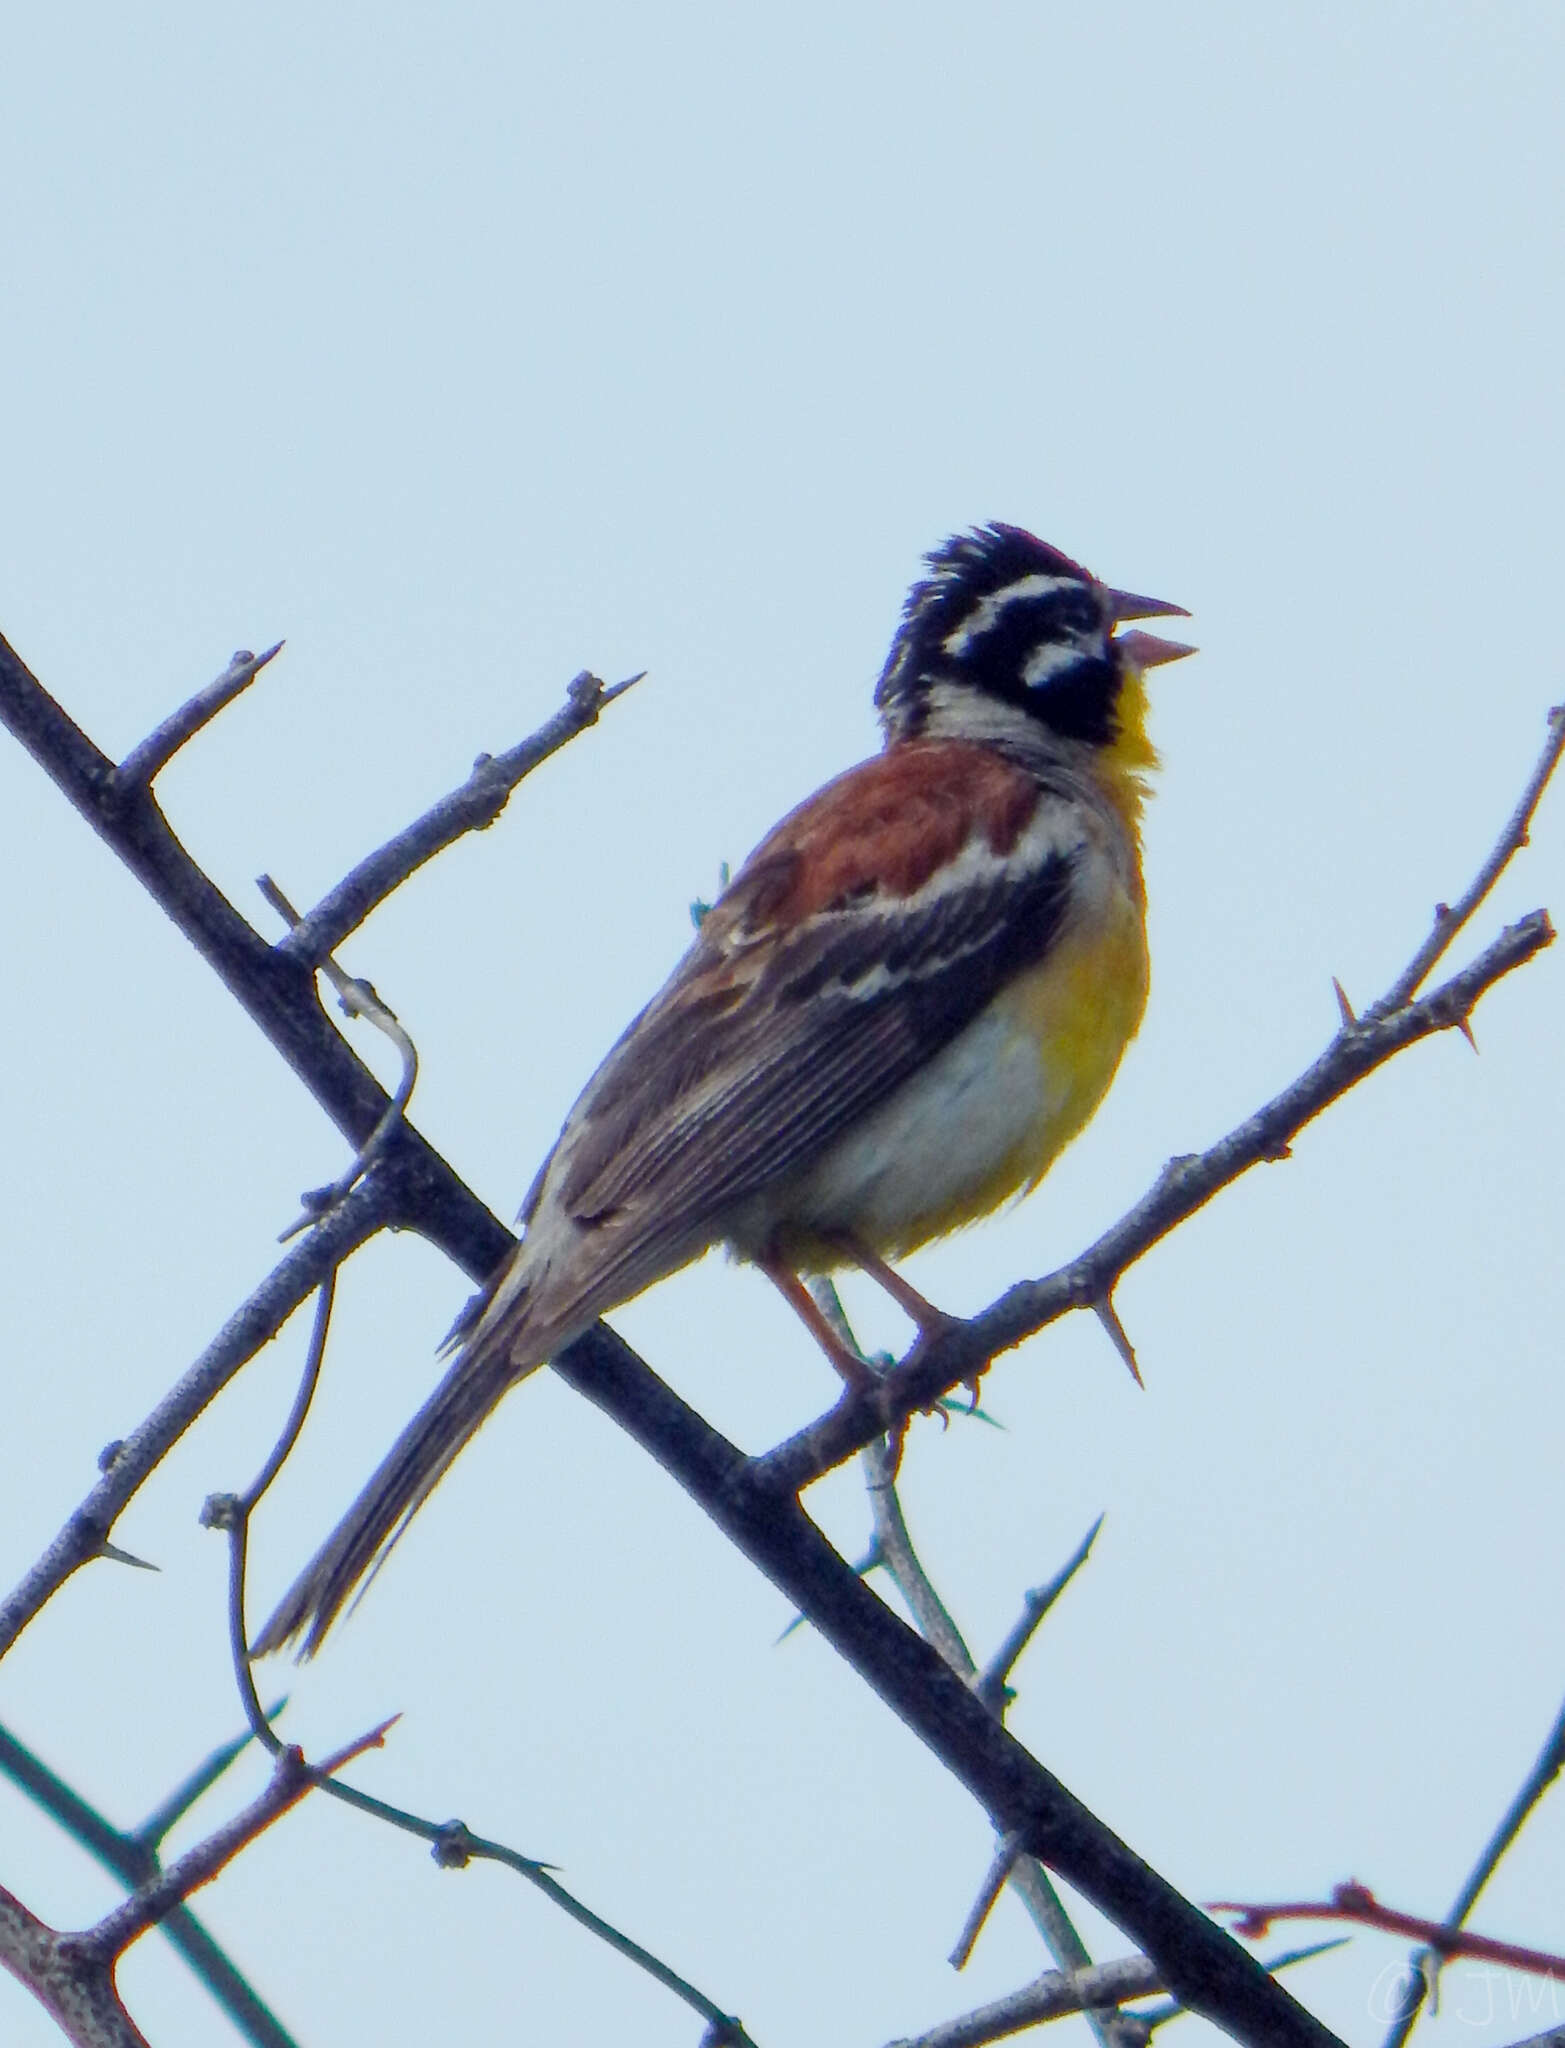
[2,6,1563,2044]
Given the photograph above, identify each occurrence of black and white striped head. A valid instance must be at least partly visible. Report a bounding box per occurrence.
[874,524,1192,748]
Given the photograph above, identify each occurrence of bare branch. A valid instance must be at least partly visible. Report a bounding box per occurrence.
[0,628,521,1270]
[1380,1688,1565,2045]
[757,908,1553,1495]
[809,1286,1156,2048]
[3,641,758,2043]
[419,1819,756,2047]
[131,1706,289,1855]
[884,1953,1164,2048]
[277,667,645,966]
[72,1722,392,1965]
[558,1326,1344,2047]
[1374,701,1565,1012]
[884,1941,1348,2048]
[0,1884,146,2048]
[1215,1881,1565,1982]
[0,1715,383,2048]
[949,1833,1025,1971]
[0,1176,388,1663]
[206,1274,764,2047]
[0,1717,299,2048]
[257,876,420,1238]
[204,1272,340,1747]
[973,1517,1105,1713]
[116,643,285,788]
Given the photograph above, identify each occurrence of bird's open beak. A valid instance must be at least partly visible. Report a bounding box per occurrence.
[1105,586,1189,623]
[1113,628,1197,668]
[1104,587,1196,668]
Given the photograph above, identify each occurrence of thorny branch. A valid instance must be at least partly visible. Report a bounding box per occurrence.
[1372,701,1565,1014]
[761,703,1565,1491]
[883,1941,1349,2048]
[277,666,644,966]
[0,1716,299,2048]
[1214,1881,1565,1984]
[756,908,1552,1494]
[973,1518,1104,1714]
[0,1726,390,2048]
[1379,1687,1565,2045]
[257,875,421,1239]
[883,1954,1164,2048]
[117,644,285,788]
[0,1176,390,1662]
[203,1278,341,1750]
[807,1283,1143,2048]
[1,627,1558,2048]
[203,1273,761,2048]
[75,1725,393,1964]
[0,629,635,1267]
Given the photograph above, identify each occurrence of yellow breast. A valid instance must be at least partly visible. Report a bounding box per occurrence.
[892,888,1150,1249]
[759,877,1150,1265]
[989,895,1150,1191]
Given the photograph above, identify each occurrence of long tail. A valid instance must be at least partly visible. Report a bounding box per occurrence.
[250,1334,538,1660]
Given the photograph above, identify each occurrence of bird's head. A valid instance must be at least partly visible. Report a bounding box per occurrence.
[873,524,1194,762]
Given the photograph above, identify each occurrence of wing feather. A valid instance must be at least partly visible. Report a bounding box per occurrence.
[546,769,1080,1259]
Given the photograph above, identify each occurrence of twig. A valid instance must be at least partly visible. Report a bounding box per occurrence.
[560,1327,1344,2048]
[3,641,762,2045]
[257,876,420,1238]
[973,1517,1105,1712]
[1132,1942,1350,2034]
[204,1273,339,1747]
[132,1702,289,1851]
[417,1818,755,2046]
[0,626,529,1277]
[1379,1688,1565,2045]
[206,1277,761,2047]
[884,1954,1163,2048]
[810,1284,1144,2048]
[277,667,645,965]
[0,1716,298,2048]
[949,1834,1025,1970]
[116,644,285,787]
[757,908,1553,1496]
[805,1282,971,1671]
[883,1942,1349,2048]
[0,1725,388,2048]
[72,1722,393,1964]
[0,1174,389,1663]
[1215,1881,1565,1982]
[1372,701,1565,1014]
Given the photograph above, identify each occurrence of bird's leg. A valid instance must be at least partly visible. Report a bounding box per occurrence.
[826,1232,991,1411]
[758,1253,878,1395]
[823,1231,956,1339]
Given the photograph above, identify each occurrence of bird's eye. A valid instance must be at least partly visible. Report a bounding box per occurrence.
[1053,592,1099,637]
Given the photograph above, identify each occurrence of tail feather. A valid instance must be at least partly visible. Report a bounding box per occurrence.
[251,1343,533,1659]
[253,1208,704,1658]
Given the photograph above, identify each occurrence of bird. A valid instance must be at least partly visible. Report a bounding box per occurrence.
[253,523,1194,1657]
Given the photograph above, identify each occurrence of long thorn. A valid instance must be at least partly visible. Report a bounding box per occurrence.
[1092,1295,1144,1388]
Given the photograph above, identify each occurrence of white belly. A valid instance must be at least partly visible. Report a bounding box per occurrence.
[724,999,1059,1262]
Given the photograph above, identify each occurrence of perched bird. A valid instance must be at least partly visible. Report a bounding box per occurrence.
[255,524,1193,1656]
